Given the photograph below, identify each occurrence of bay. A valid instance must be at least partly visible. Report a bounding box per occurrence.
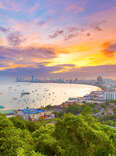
[0,82,101,109]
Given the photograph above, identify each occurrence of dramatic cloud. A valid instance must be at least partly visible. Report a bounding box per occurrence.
[50,65,116,80]
[94,26,103,31]
[107,44,116,52]
[0,46,57,71]
[49,26,79,40]
[7,31,25,47]
[49,30,64,39]
[102,43,116,57]
[1,64,116,80]
[0,26,9,33]
[64,33,78,41]
[0,26,25,47]
[90,21,105,32]
[49,21,105,41]
[0,0,116,79]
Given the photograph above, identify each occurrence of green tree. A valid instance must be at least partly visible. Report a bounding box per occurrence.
[64,104,84,114]
[10,116,27,129]
[54,114,116,156]
[0,114,13,130]
[82,105,93,115]
[0,127,34,156]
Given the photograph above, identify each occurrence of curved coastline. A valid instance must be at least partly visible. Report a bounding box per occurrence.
[0,82,102,109]
[75,83,103,91]
[43,83,102,108]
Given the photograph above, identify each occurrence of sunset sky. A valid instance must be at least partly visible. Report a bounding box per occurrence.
[0,0,116,80]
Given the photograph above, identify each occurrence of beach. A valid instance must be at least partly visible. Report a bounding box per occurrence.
[0,82,101,109]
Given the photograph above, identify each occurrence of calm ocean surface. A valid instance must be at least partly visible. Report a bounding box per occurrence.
[0,82,101,109]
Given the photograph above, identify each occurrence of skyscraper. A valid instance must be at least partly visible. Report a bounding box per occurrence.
[97,76,103,84]
[32,75,35,82]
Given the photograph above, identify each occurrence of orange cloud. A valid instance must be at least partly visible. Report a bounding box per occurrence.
[102,42,116,57]
[0,63,35,71]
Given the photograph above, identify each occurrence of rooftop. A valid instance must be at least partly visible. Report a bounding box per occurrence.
[21,108,45,114]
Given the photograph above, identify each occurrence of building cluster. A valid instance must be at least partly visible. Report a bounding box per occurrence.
[1,75,116,120]
[16,75,116,89]
[97,76,116,101]
[16,76,79,84]
[65,90,116,105]
[65,91,104,104]
[1,89,116,120]
[0,107,55,121]
[104,91,116,101]
[18,108,55,121]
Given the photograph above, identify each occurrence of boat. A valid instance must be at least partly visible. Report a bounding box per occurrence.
[21,92,30,97]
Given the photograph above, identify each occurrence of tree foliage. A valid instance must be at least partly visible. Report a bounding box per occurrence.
[0,113,116,156]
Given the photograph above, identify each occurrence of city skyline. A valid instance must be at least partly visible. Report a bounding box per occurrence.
[0,0,116,79]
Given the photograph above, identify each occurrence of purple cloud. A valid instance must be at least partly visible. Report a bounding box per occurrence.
[0,26,25,47]
[49,30,64,39]
[86,33,91,37]
[106,44,116,52]
[90,20,107,32]
[1,63,116,80]
[7,31,25,47]
[0,46,57,66]
[94,26,103,31]
[49,26,79,40]
[0,26,10,33]
[64,33,78,40]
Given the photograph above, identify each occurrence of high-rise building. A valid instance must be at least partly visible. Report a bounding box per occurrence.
[104,91,116,101]
[97,76,103,84]
[32,75,35,82]
[73,78,78,83]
